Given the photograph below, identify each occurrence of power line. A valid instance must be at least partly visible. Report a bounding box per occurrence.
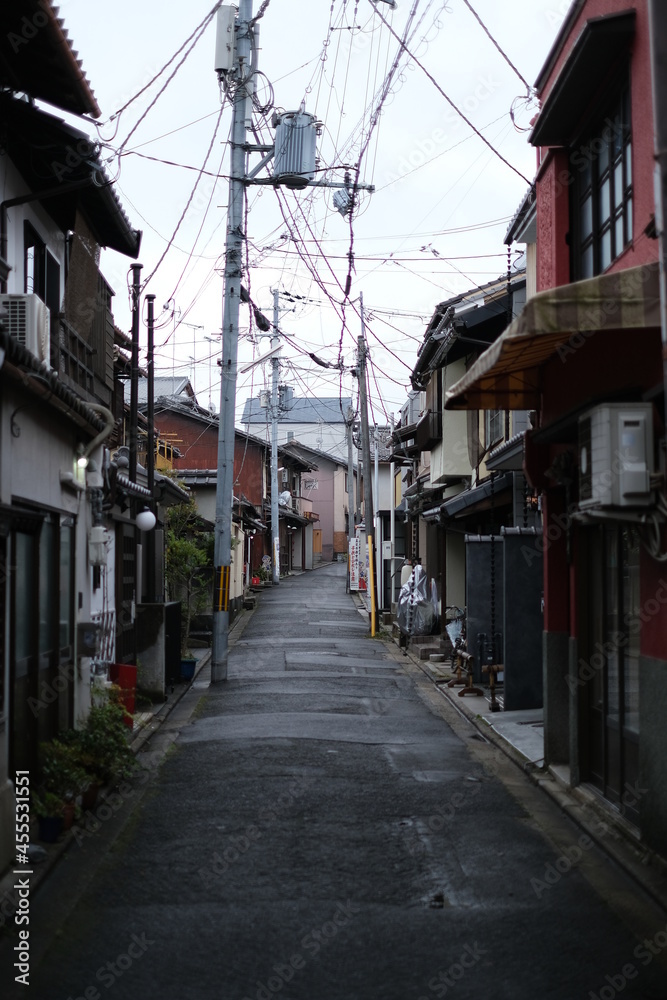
[460,0,532,93]
[141,99,227,292]
[371,4,531,184]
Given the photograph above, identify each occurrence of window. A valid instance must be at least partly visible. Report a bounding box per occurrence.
[485,409,503,449]
[571,79,632,280]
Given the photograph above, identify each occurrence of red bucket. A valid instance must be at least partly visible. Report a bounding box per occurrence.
[109,664,137,728]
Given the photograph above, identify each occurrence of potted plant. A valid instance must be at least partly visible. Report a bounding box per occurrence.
[78,699,137,785]
[165,497,213,679]
[35,740,88,840]
[32,789,66,843]
[57,729,105,811]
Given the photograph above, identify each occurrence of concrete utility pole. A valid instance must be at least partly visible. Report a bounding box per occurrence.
[346,406,356,553]
[146,293,156,603]
[212,0,253,683]
[358,295,377,632]
[648,0,667,435]
[271,289,281,585]
[374,424,380,609]
[210,3,376,676]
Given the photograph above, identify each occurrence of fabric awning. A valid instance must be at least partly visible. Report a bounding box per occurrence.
[445,263,660,411]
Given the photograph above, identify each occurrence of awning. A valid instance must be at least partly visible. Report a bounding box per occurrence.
[531,10,636,147]
[445,263,660,411]
[441,472,513,518]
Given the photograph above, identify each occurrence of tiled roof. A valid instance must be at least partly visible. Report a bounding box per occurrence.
[0,1,100,117]
[242,396,352,425]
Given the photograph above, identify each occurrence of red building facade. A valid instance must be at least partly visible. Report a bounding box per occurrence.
[447,0,667,854]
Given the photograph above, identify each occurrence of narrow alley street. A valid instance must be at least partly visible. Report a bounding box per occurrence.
[2,563,666,1000]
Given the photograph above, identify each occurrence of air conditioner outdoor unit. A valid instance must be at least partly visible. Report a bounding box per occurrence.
[0,293,51,366]
[578,403,654,509]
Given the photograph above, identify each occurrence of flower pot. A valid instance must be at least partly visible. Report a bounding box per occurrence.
[81,782,100,812]
[180,657,196,682]
[38,815,64,843]
[62,801,76,831]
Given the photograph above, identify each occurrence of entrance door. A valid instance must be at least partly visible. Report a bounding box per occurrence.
[10,511,74,776]
[583,526,640,825]
[313,529,322,560]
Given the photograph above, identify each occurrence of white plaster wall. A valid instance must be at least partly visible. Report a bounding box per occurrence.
[431,359,473,485]
[1,155,66,298]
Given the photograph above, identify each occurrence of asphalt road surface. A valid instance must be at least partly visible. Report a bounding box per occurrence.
[2,563,666,1000]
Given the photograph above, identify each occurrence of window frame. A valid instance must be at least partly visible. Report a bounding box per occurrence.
[485,408,503,450]
[570,73,633,281]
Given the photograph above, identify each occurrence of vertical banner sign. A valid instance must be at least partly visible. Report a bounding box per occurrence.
[349,537,360,591]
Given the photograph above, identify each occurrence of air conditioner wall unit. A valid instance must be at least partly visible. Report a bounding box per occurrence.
[0,293,51,366]
[578,403,654,509]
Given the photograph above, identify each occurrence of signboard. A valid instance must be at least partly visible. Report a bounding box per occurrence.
[349,537,360,591]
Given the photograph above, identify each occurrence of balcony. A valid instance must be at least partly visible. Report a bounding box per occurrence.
[414,409,443,451]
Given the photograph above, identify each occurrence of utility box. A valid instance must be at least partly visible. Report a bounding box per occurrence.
[578,402,654,509]
[273,110,318,189]
[77,621,101,656]
[214,6,236,73]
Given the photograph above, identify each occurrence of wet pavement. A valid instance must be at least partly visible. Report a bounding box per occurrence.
[2,562,666,1000]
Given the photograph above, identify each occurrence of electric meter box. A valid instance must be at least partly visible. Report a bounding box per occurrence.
[273,111,317,189]
[578,402,654,509]
[214,6,236,73]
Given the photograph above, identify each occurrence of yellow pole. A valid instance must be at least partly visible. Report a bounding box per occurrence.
[368,536,376,636]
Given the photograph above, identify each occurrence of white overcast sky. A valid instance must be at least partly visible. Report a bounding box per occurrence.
[52,0,571,424]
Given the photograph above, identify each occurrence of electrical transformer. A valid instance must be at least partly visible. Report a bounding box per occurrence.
[273,110,318,189]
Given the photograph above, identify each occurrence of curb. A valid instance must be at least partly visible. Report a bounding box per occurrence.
[0,601,259,924]
[384,631,667,917]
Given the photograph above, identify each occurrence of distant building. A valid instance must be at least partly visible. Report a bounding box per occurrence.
[241,388,352,461]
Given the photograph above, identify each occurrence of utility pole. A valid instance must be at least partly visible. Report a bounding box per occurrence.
[648,0,667,436]
[389,412,396,607]
[129,262,142,665]
[374,424,381,610]
[212,0,253,683]
[358,294,377,634]
[271,288,280,585]
[146,293,156,603]
[346,406,356,551]
[209,2,375,675]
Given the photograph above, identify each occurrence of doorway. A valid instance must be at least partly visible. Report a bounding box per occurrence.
[582,526,640,825]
